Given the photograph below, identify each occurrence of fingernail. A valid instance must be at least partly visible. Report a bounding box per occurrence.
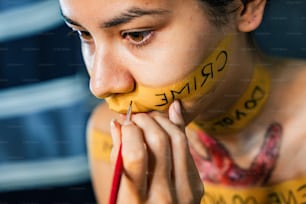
[110,118,116,128]
[173,100,181,116]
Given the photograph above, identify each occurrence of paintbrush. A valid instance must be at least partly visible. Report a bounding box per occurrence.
[109,101,133,204]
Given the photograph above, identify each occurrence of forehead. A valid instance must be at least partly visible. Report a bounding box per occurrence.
[59,0,176,21]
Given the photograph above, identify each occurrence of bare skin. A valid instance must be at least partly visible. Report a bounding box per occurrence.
[59,0,306,203]
[88,57,306,203]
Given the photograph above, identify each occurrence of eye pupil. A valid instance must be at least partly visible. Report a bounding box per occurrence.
[130,32,145,42]
[122,30,153,47]
[83,32,90,36]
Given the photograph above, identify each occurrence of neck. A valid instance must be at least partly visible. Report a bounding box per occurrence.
[191,34,270,135]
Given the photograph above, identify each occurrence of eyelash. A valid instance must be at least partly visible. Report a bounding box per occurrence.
[68,30,92,42]
[67,29,154,48]
[121,30,154,48]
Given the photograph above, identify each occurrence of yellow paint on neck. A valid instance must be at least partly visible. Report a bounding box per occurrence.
[195,66,271,135]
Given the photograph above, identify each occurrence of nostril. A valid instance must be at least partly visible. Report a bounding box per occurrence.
[124,79,136,93]
[89,70,136,98]
[89,79,110,98]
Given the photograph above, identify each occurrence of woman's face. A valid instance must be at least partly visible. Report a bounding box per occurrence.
[60,0,230,119]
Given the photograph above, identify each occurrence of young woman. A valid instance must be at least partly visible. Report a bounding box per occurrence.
[59,0,306,203]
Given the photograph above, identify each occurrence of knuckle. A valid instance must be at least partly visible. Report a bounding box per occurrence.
[121,122,139,134]
[149,130,168,146]
[122,147,146,168]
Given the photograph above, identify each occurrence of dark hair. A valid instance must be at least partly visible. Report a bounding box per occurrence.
[198,0,248,26]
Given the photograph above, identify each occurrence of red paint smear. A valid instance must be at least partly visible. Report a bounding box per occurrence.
[191,123,282,186]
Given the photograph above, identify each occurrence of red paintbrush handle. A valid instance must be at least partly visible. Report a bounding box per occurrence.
[109,143,123,204]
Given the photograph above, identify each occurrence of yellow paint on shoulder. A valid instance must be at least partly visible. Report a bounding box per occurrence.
[88,128,113,162]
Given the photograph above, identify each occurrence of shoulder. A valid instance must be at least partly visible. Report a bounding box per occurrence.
[269,57,306,83]
[267,57,306,106]
[265,57,306,182]
[86,102,121,162]
[87,101,121,135]
[268,57,306,139]
[86,102,120,203]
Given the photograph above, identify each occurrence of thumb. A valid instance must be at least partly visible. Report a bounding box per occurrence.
[169,100,185,129]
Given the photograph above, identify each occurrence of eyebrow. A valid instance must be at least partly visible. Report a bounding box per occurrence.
[102,7,169,28]
[61,10,82,27]
[60,7,170,29]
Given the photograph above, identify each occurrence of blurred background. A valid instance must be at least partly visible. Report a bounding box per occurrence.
[0,0,97,203]
[254,0,306,59]
[0,0,305,204]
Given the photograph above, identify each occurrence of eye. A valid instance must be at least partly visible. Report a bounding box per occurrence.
[122,30,153,46]
[74,30,92,42]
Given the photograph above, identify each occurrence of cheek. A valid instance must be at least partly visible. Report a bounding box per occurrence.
[139,23,221,87]
[143,37,216,86]
[130,37,205,87]
[81,43,95,76]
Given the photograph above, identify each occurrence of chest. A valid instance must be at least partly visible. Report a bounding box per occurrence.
[187,121,306,187]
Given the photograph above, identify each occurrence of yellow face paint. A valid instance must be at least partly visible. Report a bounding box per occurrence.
[194,66,271,135]
[105,36,232,113]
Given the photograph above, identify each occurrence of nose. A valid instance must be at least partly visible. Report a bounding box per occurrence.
[88,46,135,99]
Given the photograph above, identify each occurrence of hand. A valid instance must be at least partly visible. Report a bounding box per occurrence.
[110,101,204,204]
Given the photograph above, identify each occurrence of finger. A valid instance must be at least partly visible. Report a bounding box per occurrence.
[110,119,122,164]
[132,113,174,202]
[117,174,143,204]
[154,103,204,203]
[168,100,185,130]
[120,122,148,199]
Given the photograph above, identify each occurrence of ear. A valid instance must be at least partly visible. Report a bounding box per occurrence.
[236,0,267,32]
